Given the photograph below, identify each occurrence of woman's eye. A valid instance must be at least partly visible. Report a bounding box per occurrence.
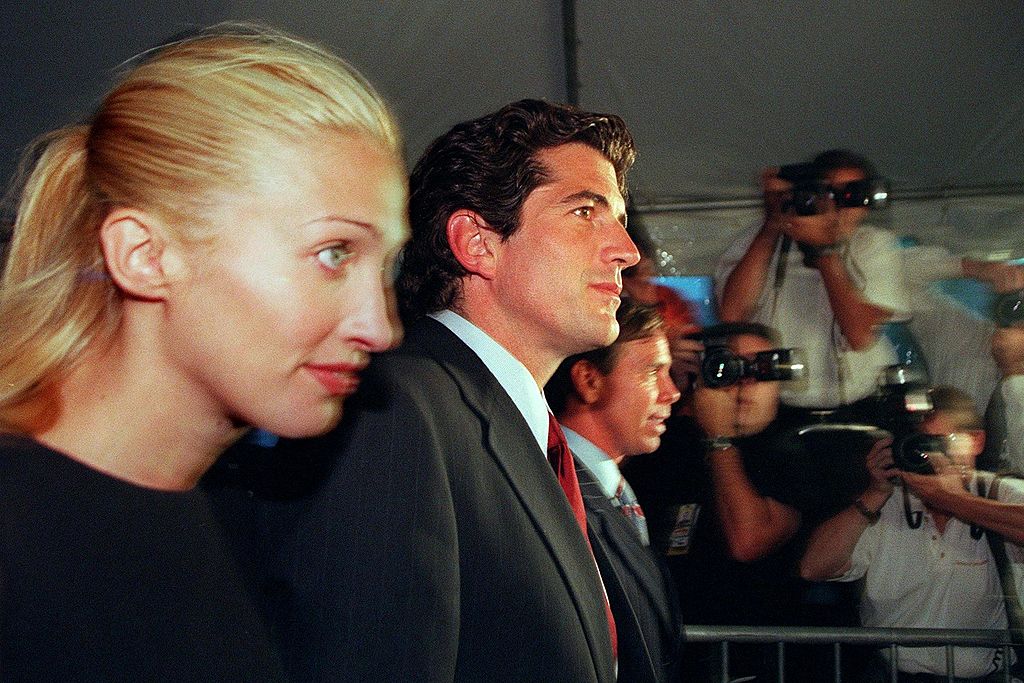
[316,245,353,271]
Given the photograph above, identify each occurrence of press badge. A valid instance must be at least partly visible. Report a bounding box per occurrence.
[666,503,701,556]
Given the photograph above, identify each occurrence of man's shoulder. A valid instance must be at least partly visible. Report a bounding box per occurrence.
[990,472,1024,502]
[366,318,476,392]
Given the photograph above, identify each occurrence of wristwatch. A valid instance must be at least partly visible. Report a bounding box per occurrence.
[852,497,881,524]
[797,240,845,267]
[702,435,735,452]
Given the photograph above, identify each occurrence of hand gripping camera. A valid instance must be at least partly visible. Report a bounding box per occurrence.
[777,162,891,217]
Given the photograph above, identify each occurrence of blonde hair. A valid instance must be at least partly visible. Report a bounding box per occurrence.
[0,23,402,428]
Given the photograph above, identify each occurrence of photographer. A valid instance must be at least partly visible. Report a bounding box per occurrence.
[622,212,702,394]
[717,150,908,418]
[624,322,824,679]
[800,386,1024,682]
[984,325,1024,473]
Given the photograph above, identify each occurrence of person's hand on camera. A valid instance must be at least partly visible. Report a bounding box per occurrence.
[692,375,739,439]
[760,167,788,238]
[864,436,896,498]
[668,336,703,393]
[760,167,839,248]
[900,451,973,514]
[850,436,897,517]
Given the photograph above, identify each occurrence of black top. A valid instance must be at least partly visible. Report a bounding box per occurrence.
[622,416,835,627]
[0,434,283,682]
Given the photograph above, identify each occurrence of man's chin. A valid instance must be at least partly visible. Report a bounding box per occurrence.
[569,323,619,355]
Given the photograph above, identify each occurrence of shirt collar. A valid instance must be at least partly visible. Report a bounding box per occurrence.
[562,426,622,499]
[429,310,550,454]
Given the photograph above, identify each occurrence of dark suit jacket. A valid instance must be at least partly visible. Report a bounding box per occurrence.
[575,459,683,683]
[248,318,616,682]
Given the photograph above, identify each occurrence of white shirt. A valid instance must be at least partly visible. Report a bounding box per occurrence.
[834,475,1024,677]
[997,376,1024,474]
[429,310,551,454]
[715,224,911,407]
[562,427,622,498]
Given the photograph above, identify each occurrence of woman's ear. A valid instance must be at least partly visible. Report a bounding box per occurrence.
[446,209,499,279]
[99,208,181,301]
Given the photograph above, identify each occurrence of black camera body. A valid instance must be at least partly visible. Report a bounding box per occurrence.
[860,366,937,474]
[797,366,939,474]
[777,162,891,217]
[993,289,1024,327]
[700,345,804,389]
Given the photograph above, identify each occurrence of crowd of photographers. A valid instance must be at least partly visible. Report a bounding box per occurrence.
[621,150,1024,682]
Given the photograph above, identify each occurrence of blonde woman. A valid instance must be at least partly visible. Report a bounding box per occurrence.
[0,25,407,679]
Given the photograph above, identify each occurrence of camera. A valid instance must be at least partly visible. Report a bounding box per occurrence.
[863,366,937,474]
[700,345,805,389]
[797,365,938,474]
[777,162,891,217]
[992,290,1024,327]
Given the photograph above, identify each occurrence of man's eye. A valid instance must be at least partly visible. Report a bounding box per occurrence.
[317,245,353,270]
[574,206,594,219]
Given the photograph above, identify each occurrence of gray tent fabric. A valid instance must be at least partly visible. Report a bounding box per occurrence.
[3,2,1023,343]
[5,2,1024,206]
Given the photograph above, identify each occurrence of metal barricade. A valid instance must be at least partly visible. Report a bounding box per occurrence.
[683,624,1015,683]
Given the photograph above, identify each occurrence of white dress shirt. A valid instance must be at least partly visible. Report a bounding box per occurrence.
[429,310,551,454]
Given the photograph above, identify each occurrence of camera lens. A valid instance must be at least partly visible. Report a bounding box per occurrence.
[993,290,1024,328]
[751,348,805,382]
[835,181,869,208]
[785,187,822,216]
[701,347,744,388]
[894,433,943,474]
[833,179,890,210]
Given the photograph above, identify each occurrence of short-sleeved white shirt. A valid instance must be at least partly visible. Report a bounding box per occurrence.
[995,376,1024,474]
[714,224,910,407]
[834,476,1024,677]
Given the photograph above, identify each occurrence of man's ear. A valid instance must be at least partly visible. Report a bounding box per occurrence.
[570,359,605,405]
[446,209,499,279]
[99,208,180,302]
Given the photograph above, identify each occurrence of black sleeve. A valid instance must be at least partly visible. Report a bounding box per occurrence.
[741,425,874,521]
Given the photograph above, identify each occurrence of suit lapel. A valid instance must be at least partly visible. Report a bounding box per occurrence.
[576,460,676,638]
[407,319,616,681]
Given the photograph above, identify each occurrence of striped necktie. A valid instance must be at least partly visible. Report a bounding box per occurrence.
[614,476,649,546]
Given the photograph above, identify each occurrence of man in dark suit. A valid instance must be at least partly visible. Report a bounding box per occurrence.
[254,100,640,681]
[546,299,684,682]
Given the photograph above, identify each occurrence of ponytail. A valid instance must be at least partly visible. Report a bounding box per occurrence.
[0,126,119,429]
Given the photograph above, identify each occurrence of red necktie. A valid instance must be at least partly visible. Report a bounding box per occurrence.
[546,413,618,659]
[547,413,588,534]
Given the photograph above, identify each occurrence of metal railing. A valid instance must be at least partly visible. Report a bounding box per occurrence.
[684,624,1016,682]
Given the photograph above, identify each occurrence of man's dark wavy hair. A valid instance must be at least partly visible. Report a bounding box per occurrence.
[811,148,878,180]
[397,98,636,320]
